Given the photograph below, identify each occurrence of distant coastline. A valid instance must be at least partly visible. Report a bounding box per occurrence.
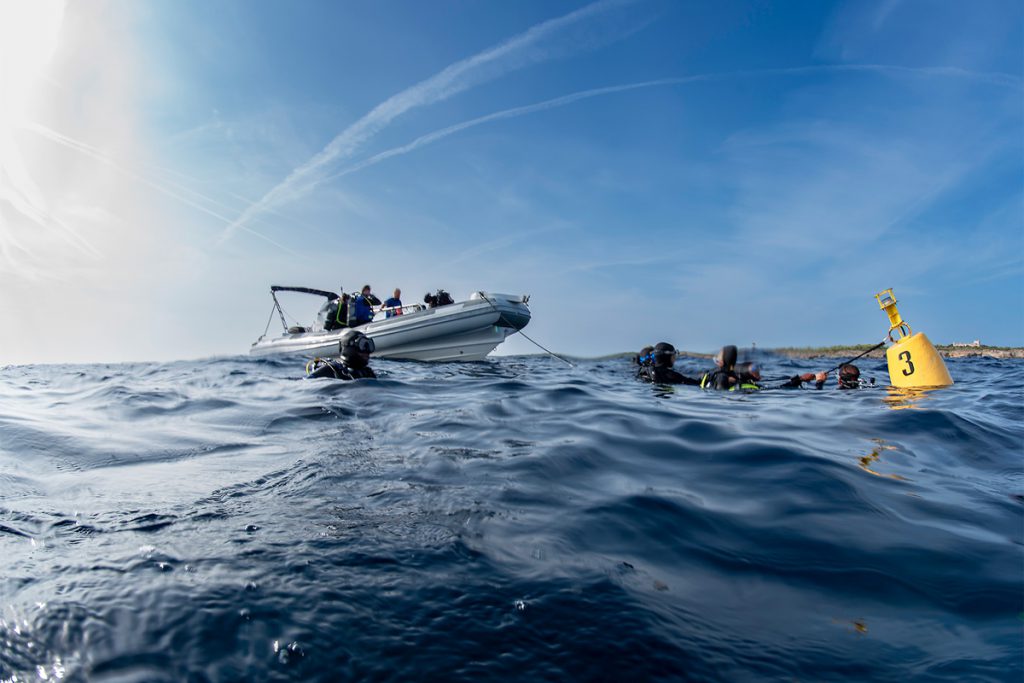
[589,345,1024,361]
[768,345,1024,360]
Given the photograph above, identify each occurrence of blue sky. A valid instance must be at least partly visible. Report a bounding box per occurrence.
[1,0,1021,363]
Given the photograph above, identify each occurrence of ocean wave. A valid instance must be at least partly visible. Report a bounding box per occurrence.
[0,356,1021,681]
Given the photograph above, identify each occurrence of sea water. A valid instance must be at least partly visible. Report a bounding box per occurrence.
[1,355,1021,682]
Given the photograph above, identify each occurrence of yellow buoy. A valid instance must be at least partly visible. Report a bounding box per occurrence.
[875,289,953,388]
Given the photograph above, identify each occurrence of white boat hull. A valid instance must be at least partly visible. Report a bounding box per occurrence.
[250,292,530,362]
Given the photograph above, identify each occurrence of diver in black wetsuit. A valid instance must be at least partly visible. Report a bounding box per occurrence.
[736,362,865,390]
[699,345,740,390]
[776,363,866,389]
[736,362,825,390]
[634,345,655,378]
[321,290,351,332]
[833,363,866,389]
[306,331,377,380]
[638,342,701,385]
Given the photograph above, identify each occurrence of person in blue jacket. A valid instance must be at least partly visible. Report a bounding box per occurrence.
[353,284,380,326]
[383,288,403,318]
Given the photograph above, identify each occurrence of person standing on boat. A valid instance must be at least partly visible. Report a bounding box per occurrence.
[383,288,403,318]
[322,290,350,332]
[353,285,380,326]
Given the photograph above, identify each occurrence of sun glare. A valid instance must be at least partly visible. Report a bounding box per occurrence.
[0,0,65,133]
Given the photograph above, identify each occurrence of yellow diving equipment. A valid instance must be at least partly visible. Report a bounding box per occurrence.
[875,289,953,388]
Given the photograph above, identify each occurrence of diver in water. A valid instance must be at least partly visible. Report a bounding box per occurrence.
[637,342,701,385]
[634,345,655,378]
[736,362,826,390]
[735,362,866,390]
[306,331,377,380]
[833,363,867,389]
[699,345,740,390]
[779,363,867,389]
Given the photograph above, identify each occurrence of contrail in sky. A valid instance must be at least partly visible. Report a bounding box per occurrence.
[216,0,638,246]
[26,58,1013,262]
[325,78,703,181]
[770,63,1022,89]
[325,63,1023,180]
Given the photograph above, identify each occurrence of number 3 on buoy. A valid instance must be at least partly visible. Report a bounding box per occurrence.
[898,350,914,376]
[875,289,952,388]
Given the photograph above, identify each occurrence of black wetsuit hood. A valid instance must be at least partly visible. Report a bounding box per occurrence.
[652,342,677,368]
[340,332,375,369]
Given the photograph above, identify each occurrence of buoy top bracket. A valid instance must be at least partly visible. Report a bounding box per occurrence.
[875,288,896,310]
[875,288,911,341]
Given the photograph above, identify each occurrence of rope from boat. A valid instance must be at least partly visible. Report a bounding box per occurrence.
[476,292,575,368]
[518,328,576,368]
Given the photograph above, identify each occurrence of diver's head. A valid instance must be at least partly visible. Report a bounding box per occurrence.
[393,288,401,298]
[715,345,738,370]
[736,361,761,382]
[838,364,860,389]
[635,346,654,366]
[652,342,676,368]
[340,331,375,369]
[361,284,372,296]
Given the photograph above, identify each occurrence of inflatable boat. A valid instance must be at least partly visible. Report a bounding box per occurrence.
[250,287,531,362]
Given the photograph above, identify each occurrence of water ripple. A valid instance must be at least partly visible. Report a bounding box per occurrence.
[0,355,1021,681]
